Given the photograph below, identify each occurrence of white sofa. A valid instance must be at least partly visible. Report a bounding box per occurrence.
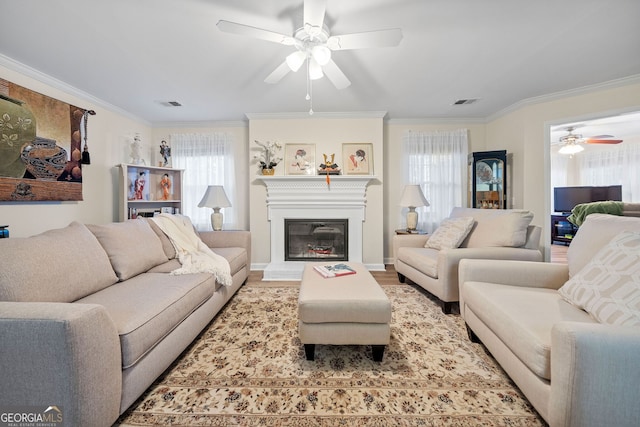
[459,213,640,427]
[394,207,542,313]
[0,218,251,426]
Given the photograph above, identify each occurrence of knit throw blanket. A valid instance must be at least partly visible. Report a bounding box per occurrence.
[567,201,624,226]
[151,214,232,287]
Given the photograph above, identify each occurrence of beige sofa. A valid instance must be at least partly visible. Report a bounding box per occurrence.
[394,207,542,313]
[0,218,251,427]
[460,213,640,427]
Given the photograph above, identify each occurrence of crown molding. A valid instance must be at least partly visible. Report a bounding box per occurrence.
[487,74,640,123]
[386,117,487,125]
[152,120,248,128]
[0,53,150,126]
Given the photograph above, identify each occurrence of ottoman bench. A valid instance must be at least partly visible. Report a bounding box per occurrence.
[298,262,392,361]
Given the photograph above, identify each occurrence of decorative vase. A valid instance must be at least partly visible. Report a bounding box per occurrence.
[262,168,275,176]
[21,137,68,180]
[0,94,37,178]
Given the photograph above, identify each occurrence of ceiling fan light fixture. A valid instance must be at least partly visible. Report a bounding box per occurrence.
[308,58,324,80]
[558,142,584,155]
[286,51,307,72]
[311,45,331,65]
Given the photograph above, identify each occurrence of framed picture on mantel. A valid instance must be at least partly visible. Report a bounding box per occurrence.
[285,144,315,175]
[342,143,373,175]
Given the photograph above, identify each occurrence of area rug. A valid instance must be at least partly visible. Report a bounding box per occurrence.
[116,285,546,426]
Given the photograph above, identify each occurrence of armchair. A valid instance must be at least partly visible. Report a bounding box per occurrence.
[393,207,542,313]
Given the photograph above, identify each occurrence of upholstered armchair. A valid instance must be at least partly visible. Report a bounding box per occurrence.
[393,207,542,313]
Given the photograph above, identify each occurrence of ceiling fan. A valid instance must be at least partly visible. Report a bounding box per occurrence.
[557,126,623,155]
[217,0,402,112]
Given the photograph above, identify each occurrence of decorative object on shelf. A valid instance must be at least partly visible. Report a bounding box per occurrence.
[160,173,171,200]
[130,133,145,165]
[198,185,231,231]
[253,140,282,174]
[134,171,146,200]
[400,184,429,231]
[317,153,341,185]
[20,137,68,180]
[285,144,315,175]
[343,143,373,175]
[80,109,96,165]
[160,140,172,167]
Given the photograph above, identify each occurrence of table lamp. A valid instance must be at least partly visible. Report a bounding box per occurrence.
[198,185,231,231]
[400,185,429,231]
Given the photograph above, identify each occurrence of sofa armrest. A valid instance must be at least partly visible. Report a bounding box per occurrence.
[458,258,567,289]
[549,322,640,427]
[393,234,429,268]
[0,302,122,427]
[199,230,251,267]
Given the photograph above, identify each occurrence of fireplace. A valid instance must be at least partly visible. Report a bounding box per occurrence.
[284,219,348,261]
[257,176,374,280]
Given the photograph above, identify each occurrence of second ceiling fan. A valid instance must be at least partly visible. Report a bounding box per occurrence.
[217,0,402,111]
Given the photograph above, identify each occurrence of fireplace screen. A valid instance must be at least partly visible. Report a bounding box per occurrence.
[284,219,348,261]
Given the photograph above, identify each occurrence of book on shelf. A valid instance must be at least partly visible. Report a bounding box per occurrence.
[313,263,357,278]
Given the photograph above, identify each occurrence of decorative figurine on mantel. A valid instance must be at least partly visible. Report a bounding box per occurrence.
[318,153,341,175]
[130,133,145,165]
[160,140,172,167]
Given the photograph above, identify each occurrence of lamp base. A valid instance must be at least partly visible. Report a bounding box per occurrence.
[406,209,418,231]
[211,209,223,231]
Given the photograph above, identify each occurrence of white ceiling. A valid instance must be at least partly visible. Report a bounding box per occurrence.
[1,0,639,124]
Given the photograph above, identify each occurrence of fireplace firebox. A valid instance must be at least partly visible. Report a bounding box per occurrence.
[284,219,348,261]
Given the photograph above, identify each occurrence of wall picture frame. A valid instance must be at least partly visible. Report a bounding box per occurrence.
[342,143,373,175]
[285,144,315,175]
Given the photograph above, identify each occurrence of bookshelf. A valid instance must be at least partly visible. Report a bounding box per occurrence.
[118,164,184,221]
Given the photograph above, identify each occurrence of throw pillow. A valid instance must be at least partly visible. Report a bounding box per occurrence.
[558,231,640,326]
[87,219,169,281]
[425,217,475,250]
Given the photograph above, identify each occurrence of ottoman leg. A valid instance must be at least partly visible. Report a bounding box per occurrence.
[371,345,385,362]
[304,344,315,361]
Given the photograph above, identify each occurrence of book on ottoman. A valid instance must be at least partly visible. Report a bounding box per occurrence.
[313,263,357,278]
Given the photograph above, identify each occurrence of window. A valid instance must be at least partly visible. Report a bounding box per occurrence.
[170,133,236,231]
[403,129,469,232]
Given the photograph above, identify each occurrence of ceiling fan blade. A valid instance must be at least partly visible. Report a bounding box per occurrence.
[327,28,403,50]
[586,139,623,144]
[217,20,294,45]
[264,61,291,84]
[304,0,326,30]
[323,59,351,90]
[588,134,615,139]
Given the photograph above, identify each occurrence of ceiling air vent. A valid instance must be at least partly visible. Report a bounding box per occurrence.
[159,101,182,107]
[453,98,478,105]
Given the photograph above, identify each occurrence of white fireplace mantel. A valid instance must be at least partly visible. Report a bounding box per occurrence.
[255,175,376,280]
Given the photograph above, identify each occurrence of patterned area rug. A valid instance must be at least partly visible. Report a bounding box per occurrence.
[117,285,546,426]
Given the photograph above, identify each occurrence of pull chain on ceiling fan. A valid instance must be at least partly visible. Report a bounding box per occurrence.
[217,0,402,114]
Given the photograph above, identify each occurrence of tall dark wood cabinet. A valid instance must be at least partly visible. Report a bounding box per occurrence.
[468,150,507,209]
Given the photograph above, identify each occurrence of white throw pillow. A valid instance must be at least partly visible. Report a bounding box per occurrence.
[558,231,640,326]
[425,217,475,250]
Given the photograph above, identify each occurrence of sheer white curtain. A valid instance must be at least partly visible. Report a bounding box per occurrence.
[578,142,640,202]
[402,129,469,232]
[170,133,236,231]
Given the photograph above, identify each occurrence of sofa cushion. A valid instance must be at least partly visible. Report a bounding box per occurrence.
[210,247,248,276]
[559,231,640,326]
[449,207,534,248]
[87,220,168,281]
[463,281,596,380]
[425,216,474,250]
[75,272,216,368]
[145,218,176,260]
[396,247,439,278]
[0,221,118,302]
[567,214,640,278]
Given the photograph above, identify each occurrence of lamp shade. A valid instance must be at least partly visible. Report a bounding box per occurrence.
[399,185,429,208]
[558,143,584,155]
[198,185,231,209]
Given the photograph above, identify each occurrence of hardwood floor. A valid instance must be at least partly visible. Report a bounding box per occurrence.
[550,243,568,264]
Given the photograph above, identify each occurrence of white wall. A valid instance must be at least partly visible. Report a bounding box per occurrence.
[0,63,152,237]
[247,113,385,268]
